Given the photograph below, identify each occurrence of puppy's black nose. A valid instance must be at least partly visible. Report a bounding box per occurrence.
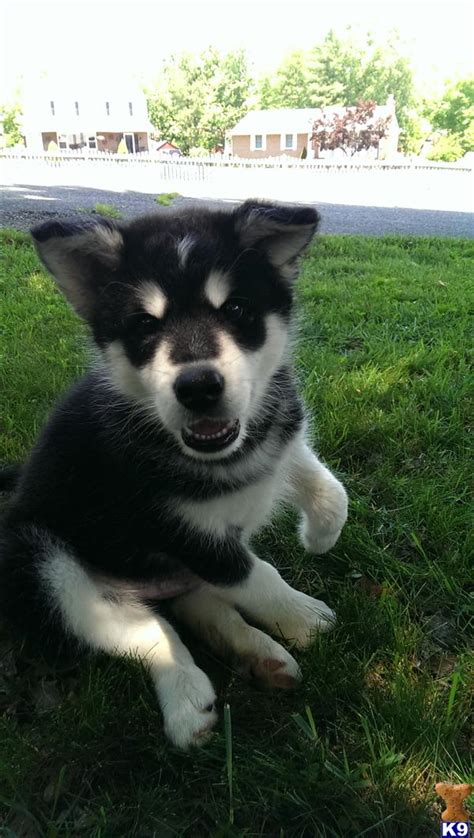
[174,367,224,412]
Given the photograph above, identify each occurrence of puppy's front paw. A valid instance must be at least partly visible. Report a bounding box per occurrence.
[300,477,348,555]
[238,633,302,689]
[274,592,336,648]
[160,666,218,750]
[300,520,343,555]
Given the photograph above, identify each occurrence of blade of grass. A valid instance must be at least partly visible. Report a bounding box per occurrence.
[224,703,234,826]
[446,670,461,722]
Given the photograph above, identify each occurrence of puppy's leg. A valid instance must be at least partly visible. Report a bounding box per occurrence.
[172,587,302,689]
[287,434,348,555]
[205,555,335,649]
[41,547,217,749]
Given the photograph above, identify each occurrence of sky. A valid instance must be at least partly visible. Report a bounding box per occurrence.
[1,0,473,101]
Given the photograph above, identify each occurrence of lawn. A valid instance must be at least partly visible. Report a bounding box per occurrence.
[0,228,472,837]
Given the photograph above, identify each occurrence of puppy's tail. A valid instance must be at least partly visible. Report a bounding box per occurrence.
[0,465,22,492]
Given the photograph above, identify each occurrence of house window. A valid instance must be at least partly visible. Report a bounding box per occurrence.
[106,101,110,116]
[50,100,55,116]
[251,134,266,152]
[128,101,133,116]
[75,101,80,116]
[88,136,97,149]
[281,133,296,151]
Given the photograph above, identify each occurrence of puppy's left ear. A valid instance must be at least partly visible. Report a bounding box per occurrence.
[234,200,319,275]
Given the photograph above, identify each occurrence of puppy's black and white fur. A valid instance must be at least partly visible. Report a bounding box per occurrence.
[0,201,348,749]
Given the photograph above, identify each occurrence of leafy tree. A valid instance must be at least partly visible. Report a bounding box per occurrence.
[146,52,208,154]
[311,100,391,157]
[204,48,254,149]
[428,78,474,154]
[146,48,252,154]
[307,29,364,106]
[427,134,465,162]
[256,29,417,152]
[308,29,417,151]
[1,103,24,146]
[258,51,311,109]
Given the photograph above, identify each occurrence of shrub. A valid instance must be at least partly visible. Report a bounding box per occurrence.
[427,134,464,162]
[189,146,209,157]
[1,103,24,147]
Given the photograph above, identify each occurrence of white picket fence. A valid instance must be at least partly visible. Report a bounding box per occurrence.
[1,150,473,211]
[1,147,472,171]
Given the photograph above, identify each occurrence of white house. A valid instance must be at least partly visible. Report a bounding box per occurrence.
[21,78,154,153]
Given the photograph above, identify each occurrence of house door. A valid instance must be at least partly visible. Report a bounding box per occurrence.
[124,133,135,153]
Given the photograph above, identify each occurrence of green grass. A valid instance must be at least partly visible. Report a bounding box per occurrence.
[155,192,181,206]
[93,203,123,219]
[0,229,473,836]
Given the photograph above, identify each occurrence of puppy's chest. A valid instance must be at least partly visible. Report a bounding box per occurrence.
[175,467,289,539]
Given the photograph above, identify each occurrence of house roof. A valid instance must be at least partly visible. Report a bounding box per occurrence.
[230,109,318,135]
[230,101,398,135]
[21,75,154,133]
[155,140,180,150]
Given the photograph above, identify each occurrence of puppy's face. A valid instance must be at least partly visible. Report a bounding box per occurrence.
[33,202,319,460]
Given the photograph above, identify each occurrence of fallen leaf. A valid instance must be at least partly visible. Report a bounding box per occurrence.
[355,576,386,597]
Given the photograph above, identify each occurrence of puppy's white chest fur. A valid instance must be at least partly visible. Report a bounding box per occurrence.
[176,450,294,540]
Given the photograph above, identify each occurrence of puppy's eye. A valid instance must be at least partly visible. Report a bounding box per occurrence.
[221,300,254,323]
[133,313,161,333]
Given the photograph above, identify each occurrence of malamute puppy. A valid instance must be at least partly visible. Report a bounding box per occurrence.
[0,201,347,748]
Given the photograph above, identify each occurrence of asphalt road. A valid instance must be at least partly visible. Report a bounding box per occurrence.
[1,183,473,237]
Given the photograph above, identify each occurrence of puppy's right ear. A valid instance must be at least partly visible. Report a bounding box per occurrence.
[31,219,123,318]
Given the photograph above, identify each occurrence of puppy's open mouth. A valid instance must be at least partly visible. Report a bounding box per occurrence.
[182,418,240,452]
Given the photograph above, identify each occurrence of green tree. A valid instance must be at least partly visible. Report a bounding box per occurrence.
[307,29,417,151]
[427,134,465,162]
[146,48,252,154]
[308,29,364,106]
[1,103,24,146]
[203,48,254,148]
[428,78,474,154]
[258,51,311,109]
[255,30,418,151]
